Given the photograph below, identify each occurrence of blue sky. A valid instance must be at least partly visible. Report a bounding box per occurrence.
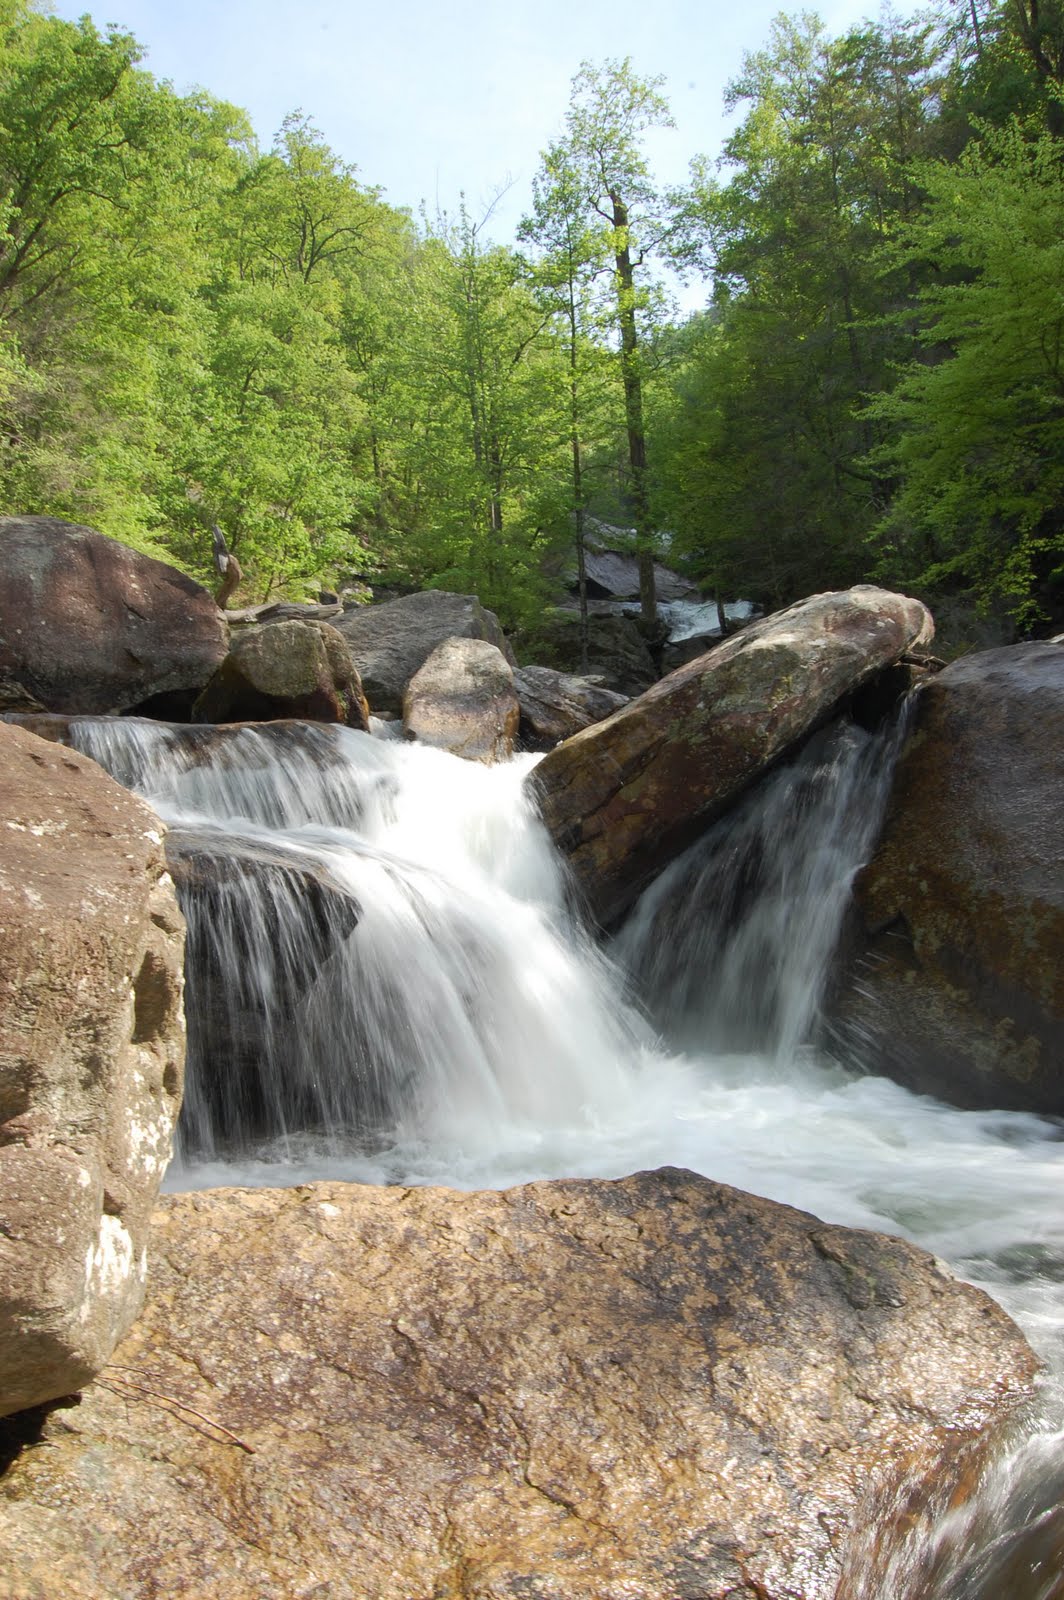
[51,0,913,248]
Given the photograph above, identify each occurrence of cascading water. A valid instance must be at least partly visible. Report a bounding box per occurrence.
[36,709,1064,1595]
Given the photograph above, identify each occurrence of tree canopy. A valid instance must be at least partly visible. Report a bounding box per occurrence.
[0,0,1061,641]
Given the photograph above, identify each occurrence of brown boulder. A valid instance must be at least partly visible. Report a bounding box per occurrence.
[835,641,1064,1112]
[403,636,520,763]
[0,516,228,714]
[533,586,934,927]
[193,619,370,729]
[0,1168,1035,1599]
[514,664,629,749]
[332,590,515,715]
[0,723,185,1416]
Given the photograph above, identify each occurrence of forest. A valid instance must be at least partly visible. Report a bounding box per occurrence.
[0,0,1062,645]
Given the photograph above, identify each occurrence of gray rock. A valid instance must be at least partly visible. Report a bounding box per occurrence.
[403,637,520,763]
[514,664,629,749]
[0,723,185,1416]
[834,641,1064,1112]
[0,516,227,714]
[332,591,514,715]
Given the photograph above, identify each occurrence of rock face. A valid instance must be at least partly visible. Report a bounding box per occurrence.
[332,590,514,715]
[0,516,228,715]
[0,1168,1035,1600]
[403,637,520,762]
[192,619,370,729]
[0,723,185,1417]
[835,642,1064,1112]
[515,664,629,749]
[533,586,934,928]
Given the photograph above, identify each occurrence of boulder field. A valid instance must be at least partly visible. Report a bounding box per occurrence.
[332,589,516,717]
[0,1170,1037,1600]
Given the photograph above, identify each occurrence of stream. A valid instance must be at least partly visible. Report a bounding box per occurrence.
[54,711,1064,1597]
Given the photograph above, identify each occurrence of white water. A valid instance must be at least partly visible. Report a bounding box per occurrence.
[53,712,1064,1593]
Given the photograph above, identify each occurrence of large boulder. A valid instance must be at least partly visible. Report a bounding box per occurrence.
[0,1169,1035,1599]
[533,586,934,928]
[0,723,185,1416]
[834,642,1064,1112]
[403,636,520,762]
[0,516,228,715]
[332,591,514,715]
[192,619,370,729]
[515,664,629,749]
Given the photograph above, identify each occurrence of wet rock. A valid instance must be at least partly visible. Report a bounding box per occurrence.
[0,1168,1035,1599]
[514,665,629,749]
[332,590,514,715]
[165,827,363,1154]
[834,642,1064,1113]
[403,637,520,763]
[193,620,370,729]
[0,516,227,715]
[533,586,934,928]
[0,723,185,1416]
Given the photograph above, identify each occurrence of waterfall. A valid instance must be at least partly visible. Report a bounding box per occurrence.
[615,720,898,1064]
[63,717,644,1166]
[23,708,1064,1593]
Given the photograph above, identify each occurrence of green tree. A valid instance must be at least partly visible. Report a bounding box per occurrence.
[664,13,943,609]
[554,57,681,620]
[868,117,1064,628]
[375,204,563,626]
[519,142,615,666]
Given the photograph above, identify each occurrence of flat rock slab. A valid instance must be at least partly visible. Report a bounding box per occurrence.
[0,516,227,714]
[533,586,933,927]
[0,1169,1035,1599]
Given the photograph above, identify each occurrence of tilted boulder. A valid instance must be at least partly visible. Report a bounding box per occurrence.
[0,1168,1036,1599]
[0,516,228,715]
[403,636,520,762]
[834,642,1064,1113]
[192,619,370,729]
[533,586,934,928]
[514,664,629,749]
[0,723,185,1416]
[331,590,514,715]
